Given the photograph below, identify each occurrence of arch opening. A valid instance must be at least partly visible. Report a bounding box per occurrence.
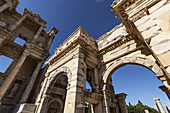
[46,73,68,113]
[108,64,169,112]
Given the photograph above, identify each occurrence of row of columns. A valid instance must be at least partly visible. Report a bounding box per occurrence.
[0,52,28,103]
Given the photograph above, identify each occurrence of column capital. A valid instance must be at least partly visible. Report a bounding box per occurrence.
[154,98,160,102]
[116,93,127,100]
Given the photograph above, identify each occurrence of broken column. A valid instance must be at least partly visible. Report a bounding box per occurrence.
[116,93,128,113]
[154,98,166,113]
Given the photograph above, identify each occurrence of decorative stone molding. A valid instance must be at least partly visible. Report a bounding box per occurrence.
[103,56,163,83]
[84,89,103,104]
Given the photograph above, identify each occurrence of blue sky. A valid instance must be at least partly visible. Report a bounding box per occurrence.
[5,0,168,111]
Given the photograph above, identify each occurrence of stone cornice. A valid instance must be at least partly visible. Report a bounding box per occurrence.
[99,34,133,55]
[25,43,50,60]
[23,8,47,26]
[49,27,98,64]
[111,0,161,21]
[97,24,123,42]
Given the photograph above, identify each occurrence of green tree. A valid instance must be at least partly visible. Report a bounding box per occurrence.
[88,103,92,113]
[127,100,159,113]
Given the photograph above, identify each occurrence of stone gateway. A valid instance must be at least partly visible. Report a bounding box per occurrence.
[0,0,169,113]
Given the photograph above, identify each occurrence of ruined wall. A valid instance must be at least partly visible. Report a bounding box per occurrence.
[0,0,58,112]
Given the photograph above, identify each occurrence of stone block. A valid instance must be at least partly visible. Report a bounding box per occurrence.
[0,21,6,27]
[135,15,149,26]
[149,3,170,19]
[152,64,162,75]
[137,19,156,32]
[150,32,170,46]
[144,59,154,67]
[148,0,166,14]
[158,51,170,67]
[166,66,170,73]
[17,104,36,113]
[152,41,170,55]
[136,57,145,65]
[141,25,161,39]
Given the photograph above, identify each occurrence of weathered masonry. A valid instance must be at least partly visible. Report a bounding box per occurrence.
[0,0,58,112]
[0,0,170,113]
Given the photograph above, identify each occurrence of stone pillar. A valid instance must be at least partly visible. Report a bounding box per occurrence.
[0,52,28,103]
[36,94,50,113]
[154,98,166,113]
[0,1,12,13]
[159,85,170,100]
[10,14,27,31]
[35,78,50,113]
[93,102,103,113]
[32,25,44,43]
[64,45,86,113]
[46,34,54,50]
[103,84,110,113]
[116,93,128,113]
[145,109,149,113]
[19,60,43,104]
[35,77,48,104]
[94,67,99,92]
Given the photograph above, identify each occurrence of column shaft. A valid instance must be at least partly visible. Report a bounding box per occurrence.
[32,26,44,43]
[10,14,27,31]
[46,32,55,50]
[154,98,166,113]
[116,93,128,113]
[0,2,12,13]
[0,52,28,102]
[19,60,43,104]
[103,84,110,113]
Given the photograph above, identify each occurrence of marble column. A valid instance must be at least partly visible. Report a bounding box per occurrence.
[36,78,50,113]
[0,52,28,103]
[64,46,86,113]
[145,109,149,113]
[10,14,27,31]
[0,1,12,13]
[103,84,110,113]
[32,25,44,43]
[36,94,50,113]
[46,28,58,50]
[159,85,170,100]
[154,98,166,113]
[19,60,43,104]
[116,93,128,113]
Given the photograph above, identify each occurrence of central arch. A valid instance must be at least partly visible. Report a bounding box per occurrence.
[103,57,163,84]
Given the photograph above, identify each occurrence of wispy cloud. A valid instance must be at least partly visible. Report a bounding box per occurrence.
[96,0,104,3]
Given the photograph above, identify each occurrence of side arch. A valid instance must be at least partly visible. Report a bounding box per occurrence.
[47,66,72,89]
[35,66,72,113]
[103,56,164,83]
[47,98,63,112]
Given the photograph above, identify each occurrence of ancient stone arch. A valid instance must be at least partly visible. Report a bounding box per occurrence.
[0,0,170,113]
[103,56,163,84]
[47,66,72,88]
[47,98,63,113]
[35,66,71,113]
